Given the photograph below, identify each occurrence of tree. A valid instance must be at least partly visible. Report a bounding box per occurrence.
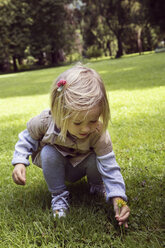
[29,0,75,65]
[0,0,31,72]
[81,0,134,58]
[142,0,165,33]
[0,0,76,72]
[79,0,115,57]
[0,0,10,71]
[139,0,165,46]
[98,0,134,58]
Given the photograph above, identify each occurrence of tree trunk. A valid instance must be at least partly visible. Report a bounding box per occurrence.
[51,49,65,65]
[103,45,108,57]
[18,56,23,66]
[137,27,143,55]
[51,51,58,65]
[12,56,18,72]
[107,40,112,57]
[37,52,45,66]
[116,33,123,58]
[2,56,10,72]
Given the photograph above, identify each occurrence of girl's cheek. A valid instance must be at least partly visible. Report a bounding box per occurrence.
[93,122,98,128]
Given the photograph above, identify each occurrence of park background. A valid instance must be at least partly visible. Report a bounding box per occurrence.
[0,0,165,72]
[0,0,165,248]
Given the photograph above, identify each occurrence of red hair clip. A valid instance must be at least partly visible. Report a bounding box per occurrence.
[57,80,66,92]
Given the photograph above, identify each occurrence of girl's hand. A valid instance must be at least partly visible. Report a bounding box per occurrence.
[112,197,130,228]
[12,164,26,185]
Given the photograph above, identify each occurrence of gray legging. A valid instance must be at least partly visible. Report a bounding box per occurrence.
[40,145,102,194]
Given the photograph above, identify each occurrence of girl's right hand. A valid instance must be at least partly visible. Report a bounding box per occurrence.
[12,164,26,185]
[112,197,130,228]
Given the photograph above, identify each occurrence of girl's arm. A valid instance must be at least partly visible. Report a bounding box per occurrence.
[96,151,130,227]
[12,129,38,185]
[12,129,38,166]
[96,151,127,201]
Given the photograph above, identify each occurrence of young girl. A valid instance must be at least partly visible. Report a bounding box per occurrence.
[12,64,130,227]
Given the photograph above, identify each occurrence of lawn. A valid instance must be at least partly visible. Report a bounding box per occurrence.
[0,52,164,248]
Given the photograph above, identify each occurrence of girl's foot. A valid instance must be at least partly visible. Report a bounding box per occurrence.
[51,190,69,218]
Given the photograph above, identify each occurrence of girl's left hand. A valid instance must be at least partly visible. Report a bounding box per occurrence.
[112,197,130,228]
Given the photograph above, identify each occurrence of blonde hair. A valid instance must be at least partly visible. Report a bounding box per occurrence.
[50,64,110,140]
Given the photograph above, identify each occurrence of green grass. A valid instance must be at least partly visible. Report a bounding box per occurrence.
[0,52,164,248]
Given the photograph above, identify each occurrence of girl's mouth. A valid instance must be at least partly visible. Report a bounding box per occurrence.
[79,133,88,136]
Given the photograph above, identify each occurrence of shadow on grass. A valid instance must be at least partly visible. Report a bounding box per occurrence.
[0,160,164,247]
[0,53,164,99]
[3,172,165,232]
[4,177,115,225]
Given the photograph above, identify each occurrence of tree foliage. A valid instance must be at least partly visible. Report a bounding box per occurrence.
[0,0,75,71]
[0,0,31,71]
[141,0,165,33]
[29,0,75,65]
[0,0,164,72]
[79,0,161,58]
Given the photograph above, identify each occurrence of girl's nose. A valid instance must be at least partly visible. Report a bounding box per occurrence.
[81,125,90,133]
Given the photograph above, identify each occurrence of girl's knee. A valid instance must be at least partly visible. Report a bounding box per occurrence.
[41,145,54,159]
[41,145,64,165]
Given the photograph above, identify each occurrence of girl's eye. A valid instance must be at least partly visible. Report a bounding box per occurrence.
[74,120,98,125]
[74,122,81,125]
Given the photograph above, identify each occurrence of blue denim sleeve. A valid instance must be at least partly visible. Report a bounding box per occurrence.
[12,129,38,166]
[96,151,127,202]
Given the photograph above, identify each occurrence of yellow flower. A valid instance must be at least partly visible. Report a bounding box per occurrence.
[116,199,127,209]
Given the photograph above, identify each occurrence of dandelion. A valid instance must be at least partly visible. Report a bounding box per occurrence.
[116,199,127,235]
[116,199,126,214]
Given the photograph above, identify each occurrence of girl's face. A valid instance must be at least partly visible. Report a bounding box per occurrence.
[67,105,101,139]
